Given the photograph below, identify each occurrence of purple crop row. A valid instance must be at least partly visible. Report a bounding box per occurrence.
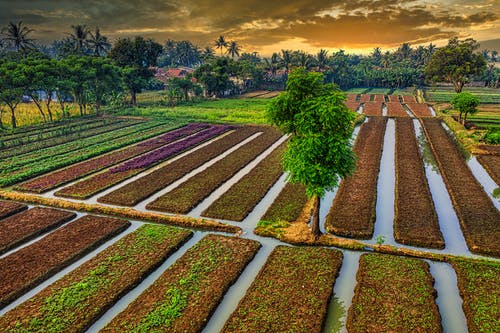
[111,125,235,172]
[137,123,209,147]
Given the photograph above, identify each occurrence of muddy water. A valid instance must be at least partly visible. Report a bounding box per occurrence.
[428,261,468,333]
[323,251,361,333]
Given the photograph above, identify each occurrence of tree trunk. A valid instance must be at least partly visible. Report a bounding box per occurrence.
[454,81,464,93]
[46,96,53,122]
[130,90,137,107]
[78,102,83,116]
[8,105,16,129]
[311,195,321,238]
[31,99,47,122]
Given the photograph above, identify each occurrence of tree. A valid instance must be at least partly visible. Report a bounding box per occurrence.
[0,61,28,128]
[193,57,236,97]
[267,68,356,237]
[0,21,36,52]
[214,35,228,57]
[425,38,487,92]
[451,92,480,124]
[316,49,329,72]
[226,41,241,59]
[87,27,111,56]
[69,25,90,53]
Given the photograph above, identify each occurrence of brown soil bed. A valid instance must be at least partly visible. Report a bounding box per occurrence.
[0,215,130,308]
[406,102,433,117]
[0,224,192,333]
[0,200,27,220]
[202,141,286,221]
[394,118,444,248]
[476,155,500,185]
[98,126,261,206]
[223,246,342,333]
[421,118,500,257]
[102,234,260,333]
[0,207,76,255]
[386,102,409,117]
[146,128,282,214]
[360,94,371,102]
[347,253,441,333]
[402,95,417,103]
[325,117,387,238]
[373,94,386,102]
[363,102,383,116]
[477,144,500,156]
[345,101,360,112]
[388,95,401,102]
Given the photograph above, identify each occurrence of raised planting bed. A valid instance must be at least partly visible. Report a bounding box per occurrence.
[394,118,444,248]
[0,121,180,187]
[451,259,500,333]
[101,234,261,333]
[0,215,129,309]
[386,102,409,117]
[362,102,383,116]
[325,117,387,238]
[345,101,360,112]
[402,95,417,103]
[146,128,283,214]
[476,155,500,185]
[16,122,187,193]
[98,126,261,206]
[478,144,500,155]
[223,246,342,333]
[406,102,433,117]
[422,118,500,257]
[347,253,441,333]
[0,200,27,220]
[388,95,401,102]
[346,94,358,102]
[0,224,192,333]
[202,141,286,221]
[360,94,371,103]
[0,207,76,255]
[55,125,233,199]
[373,94,386,102]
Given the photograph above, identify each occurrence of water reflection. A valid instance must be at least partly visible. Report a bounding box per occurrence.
[323,297,346,333]
[417,130,440,173]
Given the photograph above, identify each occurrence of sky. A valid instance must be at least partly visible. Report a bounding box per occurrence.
[1,0,499,55]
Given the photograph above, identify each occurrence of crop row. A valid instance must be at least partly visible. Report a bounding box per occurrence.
[0,119,133,157]
[344,101,360,112]
[98,126,262,206]
[146,128,283,214]
[451,259,499,333]
[373,94,385,102]
[0,207,76,255]
[0,215,130,309]
[478,144,500,155]
[347,253,441,332]
[0,200,27,220]
[260,182,308,223]
[102,234,260,333]
[346,94,358,102]
[476,155,500,185]
[422,118,500,257]
[55,125,233,199]
[201,141,286,221]
[394,118,444,248]
[0,224,192,333]
[402,95,417,103]
[426,90,500,104]
[386,102,409,117]
[223,246,342,333]
[362,102,383,116]
[0,121,181,187]
[406,102,433,117]
[387,95,401,102]
[16,122,188,193]
[0,120,167,172]
[325,117,387,238]
[359,94,371,102]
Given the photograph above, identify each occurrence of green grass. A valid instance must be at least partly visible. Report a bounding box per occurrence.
[425,87,500,104]
[112,98,270,124]
[366,88,391,94]
[345,88,370,94]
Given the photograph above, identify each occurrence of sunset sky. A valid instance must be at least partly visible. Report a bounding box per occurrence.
[1,0,499,55]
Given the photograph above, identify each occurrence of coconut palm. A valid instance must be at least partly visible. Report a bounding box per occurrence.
[69,24,90,53]
[0,21,36,51]
[316,49,329,72]
[201,46,215,62]
[265,52,281,78]
[214,35,228,56]
[226,41,241,59]
[87,27,111,56]
[280,49,293,75]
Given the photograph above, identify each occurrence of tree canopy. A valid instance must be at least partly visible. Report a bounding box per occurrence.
[451,92,480,124]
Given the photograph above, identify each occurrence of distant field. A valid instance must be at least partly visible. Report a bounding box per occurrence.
[0,103,82,128]
[425,86,500,104]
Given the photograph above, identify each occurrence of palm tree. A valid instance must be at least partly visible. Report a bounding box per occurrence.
[87,27,110,56]
[265,52,281,78]
[201,46,215,62]
[0,21,36,51]
[214,35,228,56]
[226,41,241,59]
[316,49,329,72]
[280,49,293,75]
[69,24,90,53]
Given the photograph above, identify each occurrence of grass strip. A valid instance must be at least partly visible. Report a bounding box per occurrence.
[55,125,231,199]
[406,102,433,117]
[394,118,444,248]
[223,246,342,333]
[0,224,192,333]
[0,207,76,255]
[325,117,387,238]
[386,102,408,117]
[363,102,383,116]
[347,253,441,333]
[476,155,500,185]
[0,200,27,220]
[98,126,261,206]
[102,234,261,333]
[202,141,286,221]
[146,127,282,214]
[451,259,499,333]
[421,118,500,257]
[0,215,129,309]
[16,122,185,193]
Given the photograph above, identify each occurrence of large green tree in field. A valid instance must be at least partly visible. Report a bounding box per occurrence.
[451,92,480,124]
[0,61,28,128]
[425,38,487,92]
[267,68,357,237]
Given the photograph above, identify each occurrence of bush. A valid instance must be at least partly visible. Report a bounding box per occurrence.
[483,128,500,144]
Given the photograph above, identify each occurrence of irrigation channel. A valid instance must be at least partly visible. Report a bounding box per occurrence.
[2,118,498,332]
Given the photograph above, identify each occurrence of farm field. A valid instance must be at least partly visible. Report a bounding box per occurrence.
[0,95,499,332]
